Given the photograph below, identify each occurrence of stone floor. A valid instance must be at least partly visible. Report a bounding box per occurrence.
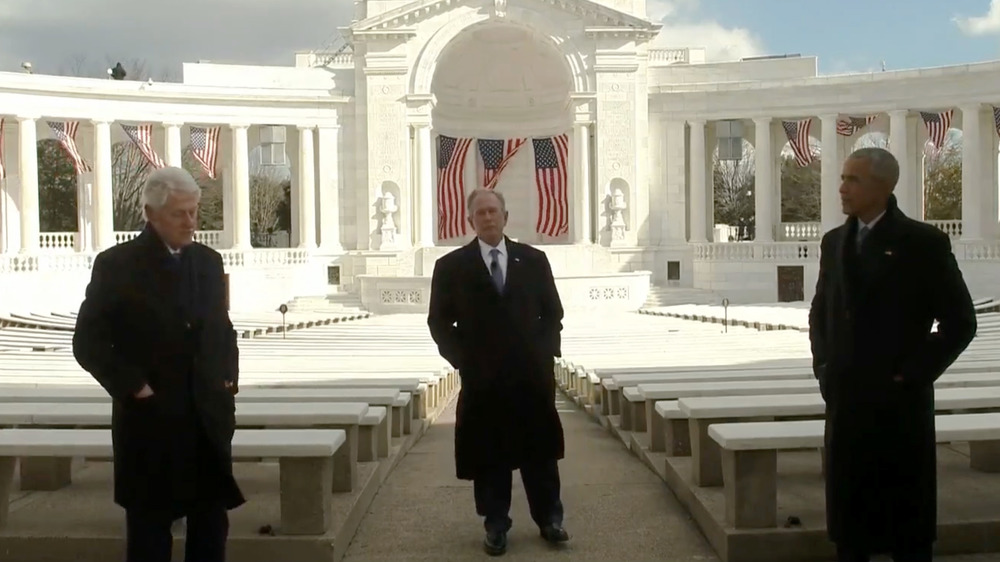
[341,391,1000,562]
[341,393,720,561]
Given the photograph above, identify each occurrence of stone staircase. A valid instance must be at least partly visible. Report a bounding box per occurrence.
[284,291,368,315]
[642,285,723,309]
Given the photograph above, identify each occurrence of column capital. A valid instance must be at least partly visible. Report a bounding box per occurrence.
[15,115,39,123]
[572,119,593,128]
[888,109,909,118]
[409,120,431,129]
[229,123,251,131]
[752,116,771,126]
[818,113,839,122]
[296,124,317,132]
[90,119,113,127]
[687,118,706,127]
[162,121,184,128]
[959,103,983,114]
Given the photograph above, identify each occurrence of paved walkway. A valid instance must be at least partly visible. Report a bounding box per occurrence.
[342,393,720,561]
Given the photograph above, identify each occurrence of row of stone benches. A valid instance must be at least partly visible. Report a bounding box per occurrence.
[0,372,460,537]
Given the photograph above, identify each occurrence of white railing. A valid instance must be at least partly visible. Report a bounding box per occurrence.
[648,49,690,64]
[694,242,821,261]
[776,220,962,241]
[38,231,224,251]
[0,246,310,273]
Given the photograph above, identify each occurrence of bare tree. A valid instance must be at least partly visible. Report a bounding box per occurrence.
[248,168,288,247]
[111,141,153,230]
[714,143,756,240]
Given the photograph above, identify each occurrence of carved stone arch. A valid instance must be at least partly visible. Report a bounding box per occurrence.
[409,4,591,96]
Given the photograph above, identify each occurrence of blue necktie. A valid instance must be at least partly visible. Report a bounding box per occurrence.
[857,225,870,253]
[489,248,504,293]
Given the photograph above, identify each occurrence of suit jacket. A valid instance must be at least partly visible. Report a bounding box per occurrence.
[808,195,976,549]
[72,225,244,513]
[427,236,565,479]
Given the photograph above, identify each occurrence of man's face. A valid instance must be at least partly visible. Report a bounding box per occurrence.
[146,190,200,249]
[468,192,508,245]
[839,157,887,218]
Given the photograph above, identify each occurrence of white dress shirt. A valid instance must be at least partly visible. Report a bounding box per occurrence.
[478,237,508,283]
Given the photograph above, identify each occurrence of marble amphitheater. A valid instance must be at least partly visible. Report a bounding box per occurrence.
[2,0,1000,560]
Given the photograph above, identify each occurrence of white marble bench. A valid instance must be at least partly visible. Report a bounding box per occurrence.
[0,401,372,494]
[360,407,388,461]
[0,428,346,535]
[708,413,1000,530]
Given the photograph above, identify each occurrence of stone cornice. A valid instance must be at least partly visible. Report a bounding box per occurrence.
[348,0,660,33]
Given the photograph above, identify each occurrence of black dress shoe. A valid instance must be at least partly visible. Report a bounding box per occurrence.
[540,524,569,544]
[484,530,507,556]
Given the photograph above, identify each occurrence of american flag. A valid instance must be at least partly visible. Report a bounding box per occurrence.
[533,134,569,237]
[992,106,1000,138]
[189,126,220,179]
[920,110,953,151]
[47,121,91,174]
[120,124,165,169]
[781,119,814,167]
[836,115,878,137]
[0,119,5,180]
[437,135,473,240]
[477,138,526,189]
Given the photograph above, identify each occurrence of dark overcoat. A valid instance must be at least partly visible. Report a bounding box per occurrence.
[427,237,565,480]
[808,195,976,552]
[72,225,245,516]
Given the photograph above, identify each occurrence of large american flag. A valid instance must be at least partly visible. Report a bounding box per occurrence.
[533,134,570,237]
[0,119,5,180]
[992,106,1000,138]
[120,124,165,169]
[477,138,526,189]
[920,110,953,151]
[781,119,813,167]
[47,121,91,174]
[836,115,878,137]
[437,135,473,240]
[189,126,220,179]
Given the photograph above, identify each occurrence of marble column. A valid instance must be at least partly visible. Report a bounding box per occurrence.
[164,123,183,168]
[412,122,434,247]
[960,104,983,240]
[92,120,115,251]
[688,120,708,243]
[572,122,592,244]
[317,125,343,251]
[753,117,774,242]
[296,126,317,249]
[820,114,844,234]
[888,110,916,217]
[230,125,251,250]
[17,117,39,253]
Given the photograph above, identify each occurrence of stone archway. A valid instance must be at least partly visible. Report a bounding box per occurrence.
[429,20,575,244]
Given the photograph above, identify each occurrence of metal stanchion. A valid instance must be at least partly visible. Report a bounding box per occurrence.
[279,303,288,339]
[722,298,730,333]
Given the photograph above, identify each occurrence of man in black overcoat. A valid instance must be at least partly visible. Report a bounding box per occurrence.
[73,166,245,562]
[427,188,569,556]
[809,147,977,562]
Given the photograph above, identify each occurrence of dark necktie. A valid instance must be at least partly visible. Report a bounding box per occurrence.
[856,225,870,253]
[489,249,504,293]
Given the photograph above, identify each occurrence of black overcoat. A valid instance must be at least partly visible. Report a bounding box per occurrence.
[427,237,565,480]
[72,225,245,515]
[808,196,976,551]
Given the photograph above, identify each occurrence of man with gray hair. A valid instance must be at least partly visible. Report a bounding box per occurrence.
[73,166,244,562]
[809,147,976,561]
[428,188,568,556]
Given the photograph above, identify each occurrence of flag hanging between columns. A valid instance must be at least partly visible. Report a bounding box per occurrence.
[189,126,220,179]
[533,134,569,237]
[47,121,91,174]
[0,118,5,180]
[992,106,1000,138]
[120,124,166,169]
[437,135,473,240]
[477,138,527,189]
[836,115,878,136]
[781,119,814,167]
[919,110,953,151]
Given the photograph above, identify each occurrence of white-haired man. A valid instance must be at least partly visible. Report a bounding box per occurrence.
[73,166,244,562]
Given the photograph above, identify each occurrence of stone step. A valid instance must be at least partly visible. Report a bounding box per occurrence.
[642,287,722,308]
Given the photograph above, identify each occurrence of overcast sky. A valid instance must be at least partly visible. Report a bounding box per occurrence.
[1,0,998,79]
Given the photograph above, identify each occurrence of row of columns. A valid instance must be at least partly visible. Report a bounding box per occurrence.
[686,105,1000,243]
[2,118,344,254]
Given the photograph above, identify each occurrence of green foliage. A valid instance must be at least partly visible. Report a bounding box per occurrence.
[36,140,79,232]
[779,155,821,223]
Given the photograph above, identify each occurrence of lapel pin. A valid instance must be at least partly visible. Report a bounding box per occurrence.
[514,258,520,263]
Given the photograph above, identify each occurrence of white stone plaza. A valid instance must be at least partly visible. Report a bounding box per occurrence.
[1,1,1000,561]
